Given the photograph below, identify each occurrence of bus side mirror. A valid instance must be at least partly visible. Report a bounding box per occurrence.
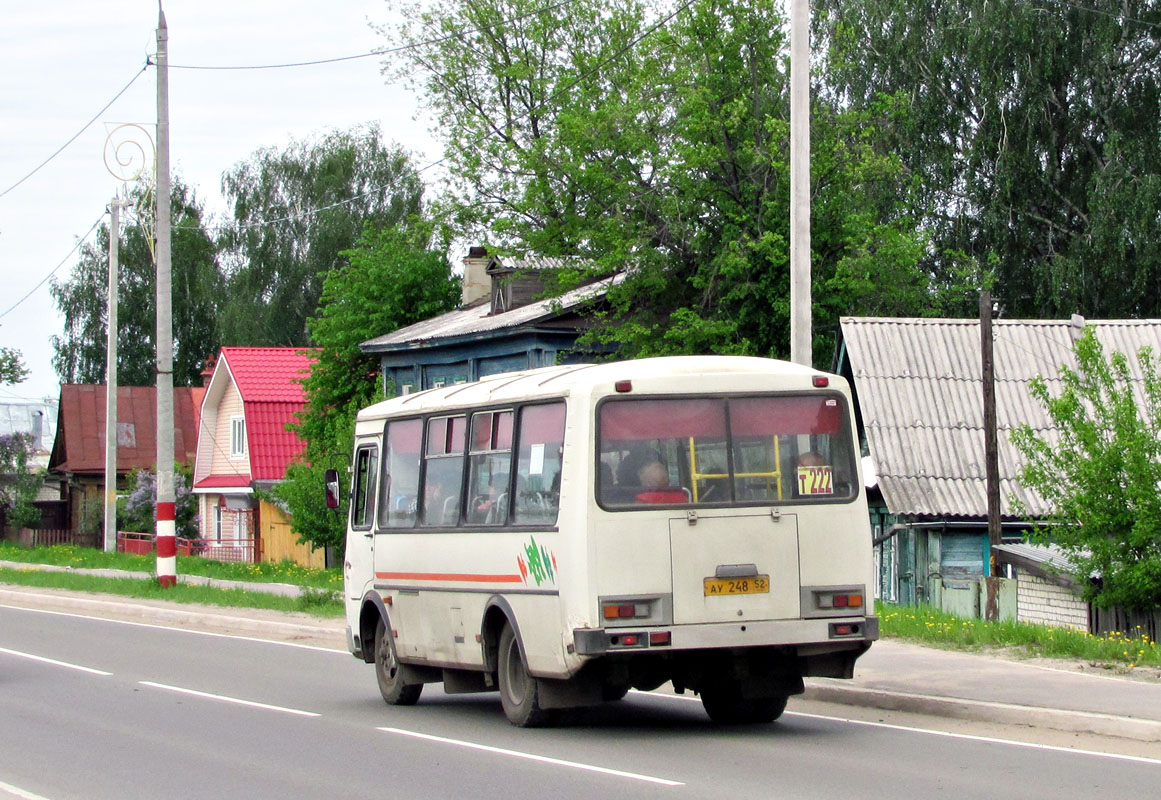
[324,468,341,510]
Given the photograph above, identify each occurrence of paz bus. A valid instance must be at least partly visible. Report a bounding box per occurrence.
[335,356,877,726]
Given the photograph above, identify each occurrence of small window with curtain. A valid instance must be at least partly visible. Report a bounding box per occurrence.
[379,418,422,528]
[513,402,565,526]
[466,410,513,525]
[421,415,465,526]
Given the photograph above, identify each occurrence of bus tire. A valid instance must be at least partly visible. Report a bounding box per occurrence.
[701,683,787,724]
[375,617,422,706]
[497,624,557,727]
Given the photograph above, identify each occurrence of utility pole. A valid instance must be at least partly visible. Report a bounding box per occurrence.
[104,198,119,553]
[155,6,177,588]
[789,0,812,367]
[980,290,1002,620]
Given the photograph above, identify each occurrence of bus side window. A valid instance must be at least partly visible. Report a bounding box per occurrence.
[380,418,422,528]
[467,410,513,525]
[421,416,465,527]
[514,402,565,525]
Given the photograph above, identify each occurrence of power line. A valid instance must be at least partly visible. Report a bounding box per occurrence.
[167,0,583,71]
[0,214,104,321]
[0,65,148,200]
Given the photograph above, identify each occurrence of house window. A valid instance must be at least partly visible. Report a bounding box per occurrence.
[230,416,247,458]
[213,503,223,542]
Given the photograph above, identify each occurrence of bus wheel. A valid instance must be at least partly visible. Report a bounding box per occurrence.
[700,683,787,724]
[497,624,557,727]
[375,617,422,706]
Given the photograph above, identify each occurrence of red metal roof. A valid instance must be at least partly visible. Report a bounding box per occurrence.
[194,474,252,490]
[218,348,316,481]
[219,347,313,403]
[48,385,202,475]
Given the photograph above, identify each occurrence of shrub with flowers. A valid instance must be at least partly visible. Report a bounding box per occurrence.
[118,463,199,539]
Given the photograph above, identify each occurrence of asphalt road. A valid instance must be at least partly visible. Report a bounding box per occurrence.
[2,603,1158,800]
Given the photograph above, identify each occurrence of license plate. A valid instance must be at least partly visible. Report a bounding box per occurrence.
[704,575,770,596]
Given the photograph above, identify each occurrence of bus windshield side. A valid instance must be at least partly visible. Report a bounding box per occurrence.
[597,394,857,508]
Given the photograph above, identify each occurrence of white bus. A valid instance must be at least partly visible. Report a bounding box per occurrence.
[337,356,877,726]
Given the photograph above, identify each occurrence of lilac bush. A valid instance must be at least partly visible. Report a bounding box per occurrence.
[118,465,199,539]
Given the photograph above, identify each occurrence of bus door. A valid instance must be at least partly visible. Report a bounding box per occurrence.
[346,442,379,603]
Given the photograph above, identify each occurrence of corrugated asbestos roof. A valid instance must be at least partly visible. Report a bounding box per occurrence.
[841,317,1161,519]
[361,273,623,351]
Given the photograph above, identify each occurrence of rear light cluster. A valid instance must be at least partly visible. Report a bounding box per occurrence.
[817,592,863,610]
[609,631,671,649]
[603,603,651,620]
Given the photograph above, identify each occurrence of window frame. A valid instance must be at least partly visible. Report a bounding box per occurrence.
[229,415,247,459]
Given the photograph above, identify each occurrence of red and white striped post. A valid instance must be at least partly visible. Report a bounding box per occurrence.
[156,501,177,588]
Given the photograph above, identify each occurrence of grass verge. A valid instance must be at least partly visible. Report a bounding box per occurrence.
[878,601,1160,669]
[0,542,341,591]
[0,566,342,617]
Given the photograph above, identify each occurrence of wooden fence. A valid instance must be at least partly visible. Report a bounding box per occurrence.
[1091,605,1160,642]
[5,528,99,549]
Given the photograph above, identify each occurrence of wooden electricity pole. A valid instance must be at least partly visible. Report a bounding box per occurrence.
[980,291,1002,620]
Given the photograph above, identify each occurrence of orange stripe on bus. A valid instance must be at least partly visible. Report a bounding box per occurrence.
[376,571,525,584]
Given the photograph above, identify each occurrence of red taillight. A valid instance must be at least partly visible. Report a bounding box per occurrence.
[812,375,829,387]
[649,631,671,646]
[834,594,849,608]
[619,634,639,646]
[834,624,854,636]
[615,380,633,393]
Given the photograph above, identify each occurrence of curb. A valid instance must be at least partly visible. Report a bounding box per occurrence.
[802,681,1161,743]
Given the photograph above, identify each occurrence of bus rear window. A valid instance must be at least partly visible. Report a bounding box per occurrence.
[597,395,856,508]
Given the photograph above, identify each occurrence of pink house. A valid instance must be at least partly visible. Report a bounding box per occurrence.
[192,347,318,563]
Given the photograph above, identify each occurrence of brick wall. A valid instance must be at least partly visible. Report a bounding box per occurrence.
[1016,573,1089,631]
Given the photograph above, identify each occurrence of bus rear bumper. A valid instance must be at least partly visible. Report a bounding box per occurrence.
[572,615,878,658]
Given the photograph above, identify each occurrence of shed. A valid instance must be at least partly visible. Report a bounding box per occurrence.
[837,316,1161,620]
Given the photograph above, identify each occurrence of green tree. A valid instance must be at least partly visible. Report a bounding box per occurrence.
[816,0,1161,319]
[0,347,28,385]
[1011,328,1161,612]
[218,125,425,347]
[388,0,953,364]
[274,223,460,551]
[50,179,222,386]
[0,433,41,531]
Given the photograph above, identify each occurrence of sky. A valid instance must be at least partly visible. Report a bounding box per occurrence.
[0,0,438,403]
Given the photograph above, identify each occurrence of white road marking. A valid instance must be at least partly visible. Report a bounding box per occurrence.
[0,779,55,800]
[0,646,111,676]
[0,602,344,652]
[631,690,1161,766]
[379,727,684,786]
[139,681,321,717]
[785,710,1161,767]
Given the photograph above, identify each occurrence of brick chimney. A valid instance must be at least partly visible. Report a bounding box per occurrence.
[461,246,491,306]
[201,354,217,386]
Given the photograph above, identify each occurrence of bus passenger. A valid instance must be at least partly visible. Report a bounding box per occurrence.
[635,457,688,504]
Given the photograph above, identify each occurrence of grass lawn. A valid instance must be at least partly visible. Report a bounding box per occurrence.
[878,601,1160,669]
[0,542,342,617]
[0,541,341,590]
